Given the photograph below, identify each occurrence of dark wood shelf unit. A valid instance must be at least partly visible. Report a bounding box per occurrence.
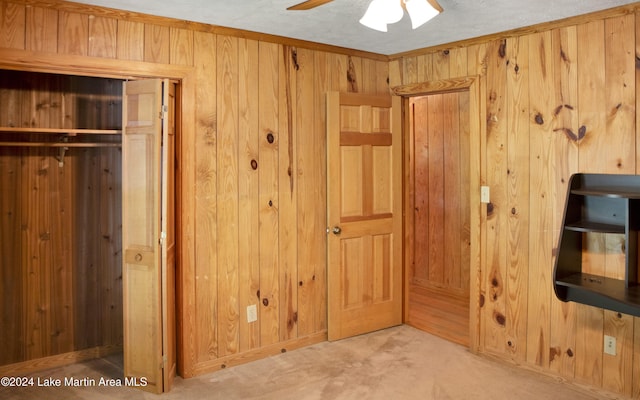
[553,173,640,317]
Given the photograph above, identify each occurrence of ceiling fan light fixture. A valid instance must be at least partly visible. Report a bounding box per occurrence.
[360,0,442,31]
[404,0,441,29]
[359,0,404,32]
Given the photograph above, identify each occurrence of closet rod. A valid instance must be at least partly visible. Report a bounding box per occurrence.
[0,142,121,148]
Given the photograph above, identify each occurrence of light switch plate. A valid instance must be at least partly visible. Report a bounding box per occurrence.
[247,304,257,323]
[481,186,490,203]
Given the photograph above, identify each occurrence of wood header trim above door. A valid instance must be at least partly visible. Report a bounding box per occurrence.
[391,76,476,97]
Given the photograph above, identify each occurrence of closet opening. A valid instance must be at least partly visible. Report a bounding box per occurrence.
[0,69,178,388]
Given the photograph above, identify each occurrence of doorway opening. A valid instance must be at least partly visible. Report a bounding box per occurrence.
[395,76,483,351]
[0,69,178,393]
[405,92,471,347]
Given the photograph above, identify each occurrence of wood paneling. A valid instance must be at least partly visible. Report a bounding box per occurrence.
[394,7,640,400]
[4,1,640,398]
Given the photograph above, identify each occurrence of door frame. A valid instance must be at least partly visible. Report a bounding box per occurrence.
[0,49,195,380]
[392,76,485,353]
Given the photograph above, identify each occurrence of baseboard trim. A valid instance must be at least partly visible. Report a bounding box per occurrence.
[0,344,123,376]
[185,331,328,378]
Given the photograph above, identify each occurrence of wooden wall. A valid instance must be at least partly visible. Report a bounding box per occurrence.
[389,5,640,398]
[0,0,389,378]
[0,70,122,366]
[4,0,640,397]
[410,92,470,293]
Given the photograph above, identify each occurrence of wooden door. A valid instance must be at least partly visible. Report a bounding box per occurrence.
[326,92,402,341]
[122,79,175,393]
[161,82,177,390]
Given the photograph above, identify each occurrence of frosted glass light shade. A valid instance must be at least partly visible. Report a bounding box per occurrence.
[359,0,404,32]
[404,0,441,29]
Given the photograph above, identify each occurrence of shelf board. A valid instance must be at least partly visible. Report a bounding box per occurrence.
[555,273,640,316]
[0,141,120,148]
[0,127,122,136]
[572,187,640,199]
[564,220,625,234]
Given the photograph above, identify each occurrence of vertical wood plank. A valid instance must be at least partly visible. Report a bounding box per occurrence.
[88,15,116,58]
[374,60,389,95]
[0,1,25,49]
[448,47,468,78]
[413,97,429,282]
[484,39,508,355]
[633,317,640,397]
[458,90,471,295]
[0,71,21,364]
[116,20,144,61]
[216,34,239,357]
[57,11,88,56]
[403,55,418,85]
[144,24,170,64]
[432,50,450,80]
[602,311,633,396]
[549,25,578,378]
[443,92,461,289]
[25,6,57,52]
[295,47,318,336]
[600,15,635,396]
[279,45,298,342]
[575,19,606,388]
[526,30,554,369]
[258,41,280,346]
[170,27,194,67]
[505,34,530,363]
[416,53,432,82]
[193,31,218,363]
[237,38,260,352]
[427,94,444,284]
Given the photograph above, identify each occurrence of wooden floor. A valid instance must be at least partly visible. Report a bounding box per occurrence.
[407,283,470,347]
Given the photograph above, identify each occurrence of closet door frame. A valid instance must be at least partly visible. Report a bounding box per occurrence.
[0,49,195,387]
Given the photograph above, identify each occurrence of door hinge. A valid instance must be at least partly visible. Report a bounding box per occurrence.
[160,104,168,120]
[159,231,166,246]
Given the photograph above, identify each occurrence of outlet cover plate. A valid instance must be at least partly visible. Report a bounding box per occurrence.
[604,335,616,356]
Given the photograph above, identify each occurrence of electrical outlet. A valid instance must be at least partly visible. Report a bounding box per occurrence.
[604,335,616,356]
[481,186,490,203]
[247,304,257,323]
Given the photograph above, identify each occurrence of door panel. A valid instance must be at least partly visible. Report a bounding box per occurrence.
[327,92,402,341]
[122,79,173,393]
[161,81,177,391]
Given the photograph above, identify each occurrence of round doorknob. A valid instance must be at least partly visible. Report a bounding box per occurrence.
[332,226,342,235]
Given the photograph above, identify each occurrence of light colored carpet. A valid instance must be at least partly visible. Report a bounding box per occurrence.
[1,325,610,399]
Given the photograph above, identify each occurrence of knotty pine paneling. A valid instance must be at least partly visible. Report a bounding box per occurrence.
[1,0,386,379]
[11,1,640,398]
[391,7,640,399]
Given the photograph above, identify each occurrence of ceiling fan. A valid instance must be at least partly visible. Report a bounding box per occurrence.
[287,0,333,11]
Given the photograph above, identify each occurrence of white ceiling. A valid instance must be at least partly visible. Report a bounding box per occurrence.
[73,0,638,55]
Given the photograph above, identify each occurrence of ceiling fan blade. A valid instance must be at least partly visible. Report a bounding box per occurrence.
[287,0,334,11]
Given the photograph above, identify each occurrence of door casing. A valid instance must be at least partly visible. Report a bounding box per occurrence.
[0,49,193,386]
[392,76,485,353]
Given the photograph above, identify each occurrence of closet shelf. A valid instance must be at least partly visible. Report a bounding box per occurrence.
[0,141,120,148]
[0,127,122,148]
[0,127,121,136]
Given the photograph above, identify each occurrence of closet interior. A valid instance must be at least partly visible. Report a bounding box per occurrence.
[0,69,124,372]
